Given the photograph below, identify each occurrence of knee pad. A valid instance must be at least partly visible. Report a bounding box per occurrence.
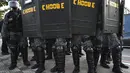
[55,46,64,53]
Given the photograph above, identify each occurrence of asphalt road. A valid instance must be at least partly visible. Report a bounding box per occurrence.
[0,39,130,73]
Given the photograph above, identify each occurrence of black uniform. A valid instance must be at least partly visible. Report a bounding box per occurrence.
[51,38,66,73]
[104,33,123,73]
[31,37,46,73]
[71,34,101,73]
[100,34,110,68]
[46,38,55,60]
[2,9,30,70]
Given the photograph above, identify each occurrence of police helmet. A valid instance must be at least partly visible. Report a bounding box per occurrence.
[8,1,19,8]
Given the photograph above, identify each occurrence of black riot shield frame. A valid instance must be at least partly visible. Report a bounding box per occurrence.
[118,0,125,36]
[102,0,120,33]
[71,0,100,36]
[21,0,71,38]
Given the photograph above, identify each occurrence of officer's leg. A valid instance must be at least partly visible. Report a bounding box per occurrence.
[31,49,40,69]
[84,47,95,73]
[108,34,123,73]
[51,38,66,73]
[19,38,30,66]
[50,47,58,72]
[71,35,81,73]
[8,44,18,70]
[82,36,95,73]
[34,38,45,73]
[106,50,112,63]
[1,38,9,55]
[111,46,123,73]
[93,48,101,73]
[46,39,55,60]
[100,47,110,68]
[72,45,80,73]
[36,46,45,73]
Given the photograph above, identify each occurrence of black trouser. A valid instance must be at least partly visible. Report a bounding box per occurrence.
[71,35,95,73]
[100,47,110,64]
[111,46,121,69]
[52,38,66,72]
[46,39,55,58]
[7,33,28,65]
[33,38,45,70]
[1,38,8,53]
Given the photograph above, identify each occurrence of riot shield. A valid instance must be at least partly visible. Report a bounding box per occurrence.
[40,0,71,38]
[21,0,42,37]
[21,0,71,38]
[102,0,120,33]
[71,0,99,35]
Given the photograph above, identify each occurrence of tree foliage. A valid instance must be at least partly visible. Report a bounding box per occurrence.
[0,1,8,20]
[0,1,8,7]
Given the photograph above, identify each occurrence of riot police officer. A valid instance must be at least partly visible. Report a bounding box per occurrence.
[2,1,30,70]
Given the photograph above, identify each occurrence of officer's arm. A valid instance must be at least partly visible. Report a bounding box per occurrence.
[1,14,9,39]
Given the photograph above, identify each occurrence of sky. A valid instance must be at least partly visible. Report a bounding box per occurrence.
[0,0,130,11]
[125,0,130,10]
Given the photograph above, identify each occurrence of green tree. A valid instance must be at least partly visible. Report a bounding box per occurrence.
[0,1,8,20]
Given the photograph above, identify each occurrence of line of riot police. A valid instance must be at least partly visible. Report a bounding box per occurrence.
[1,0,128,73]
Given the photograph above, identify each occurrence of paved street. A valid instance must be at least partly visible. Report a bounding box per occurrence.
[0,39,130,73]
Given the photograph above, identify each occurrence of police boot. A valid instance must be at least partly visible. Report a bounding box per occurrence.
[9,54,17,70]
[35,47,45,73]
[22,47,30,66]
[100,48,110,69]
[51,50,58,72]
[9,49,18,70]
[85,48,95,73]
[93,48,100,73]
[31,51,39,69]
[112,47,123,73]
[72,46,80,73]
